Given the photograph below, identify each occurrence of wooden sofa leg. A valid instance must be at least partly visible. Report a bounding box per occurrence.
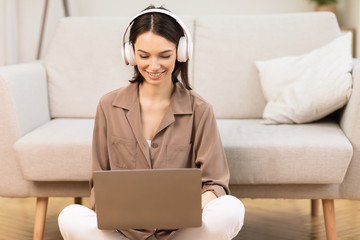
[33,197,48,240]
[311,199,320,217]
[74,197,82,205]
[322,199,336,240]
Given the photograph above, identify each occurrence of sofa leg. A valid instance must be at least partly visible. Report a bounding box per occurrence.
[322,199,336,240]
[311,199,320,217]
[74,197,82,205]
[33,197,48,240]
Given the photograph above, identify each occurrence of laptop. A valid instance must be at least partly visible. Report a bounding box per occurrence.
[93,168,202,230]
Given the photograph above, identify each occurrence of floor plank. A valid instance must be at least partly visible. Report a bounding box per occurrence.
[0,197,359,239]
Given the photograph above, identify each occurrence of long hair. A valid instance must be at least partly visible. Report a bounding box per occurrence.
[128,5,191,90]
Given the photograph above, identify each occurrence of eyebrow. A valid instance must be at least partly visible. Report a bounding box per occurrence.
[137,49,174,54]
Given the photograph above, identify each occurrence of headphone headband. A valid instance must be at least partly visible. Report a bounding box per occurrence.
[121,8,193,65]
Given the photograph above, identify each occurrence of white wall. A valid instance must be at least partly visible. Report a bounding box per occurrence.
[1,0,19,65]
[1,0,359,65]
[0,0,6,66]
[75,0,314,16]
[337,0,360,57]
[17,0,69,63]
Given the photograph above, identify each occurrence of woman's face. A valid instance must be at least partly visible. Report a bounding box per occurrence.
[134,31,177,86]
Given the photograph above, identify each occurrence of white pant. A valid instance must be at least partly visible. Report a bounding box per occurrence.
[58,195,245,240]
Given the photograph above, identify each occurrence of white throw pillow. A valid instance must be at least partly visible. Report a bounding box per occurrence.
[255,33,353,124]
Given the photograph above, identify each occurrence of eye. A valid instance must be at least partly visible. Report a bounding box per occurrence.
[139,55,149,59]
[161,55,171,59]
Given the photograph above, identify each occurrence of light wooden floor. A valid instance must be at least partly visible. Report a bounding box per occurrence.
[0,197,360,239]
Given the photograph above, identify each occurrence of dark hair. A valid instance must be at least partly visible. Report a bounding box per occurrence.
[128,5,191,90]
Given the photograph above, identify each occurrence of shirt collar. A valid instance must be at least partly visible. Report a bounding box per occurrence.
[112,82,193,115]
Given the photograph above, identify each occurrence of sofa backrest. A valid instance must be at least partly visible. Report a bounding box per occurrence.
[44,16,194,118]
[45,13,340,119]
[192,12,341,118]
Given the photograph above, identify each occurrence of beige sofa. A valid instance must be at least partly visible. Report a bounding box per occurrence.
[0,12,358,240]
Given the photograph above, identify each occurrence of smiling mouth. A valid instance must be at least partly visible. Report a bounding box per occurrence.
[147,71,165,79]
[148,72,164,76]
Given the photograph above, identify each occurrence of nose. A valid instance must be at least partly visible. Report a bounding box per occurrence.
[149,57,160,70]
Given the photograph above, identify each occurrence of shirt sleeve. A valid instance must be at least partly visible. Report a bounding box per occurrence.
[89,101,109,210]
[193,101,230,197]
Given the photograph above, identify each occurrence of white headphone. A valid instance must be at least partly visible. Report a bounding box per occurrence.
[121,8,193,66]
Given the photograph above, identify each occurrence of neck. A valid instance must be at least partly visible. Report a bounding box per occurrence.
[139,80,174,102]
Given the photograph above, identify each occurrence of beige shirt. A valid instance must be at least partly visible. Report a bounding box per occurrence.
[90,82,230,240]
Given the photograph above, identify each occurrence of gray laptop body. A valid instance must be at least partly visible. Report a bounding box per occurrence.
[93,168,202,230]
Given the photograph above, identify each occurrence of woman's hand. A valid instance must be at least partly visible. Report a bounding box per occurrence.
[201,191,217,210]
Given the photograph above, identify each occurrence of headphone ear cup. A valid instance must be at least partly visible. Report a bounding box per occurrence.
[124,42,136,66]
[177,36,188,62]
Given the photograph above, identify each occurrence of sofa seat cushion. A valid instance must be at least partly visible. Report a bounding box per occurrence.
[13,118,353,184]
[13,118,93,181]
[217,119,353,184]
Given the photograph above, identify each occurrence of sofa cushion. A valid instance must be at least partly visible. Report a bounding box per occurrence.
[217,119,353,184]
[13,118,353,185]
[193,12,341,118]
[13,119,93,181]
[256,33,353,124]
[44,16,195,118]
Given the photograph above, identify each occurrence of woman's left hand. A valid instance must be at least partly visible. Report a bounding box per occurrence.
[201,191,217,210]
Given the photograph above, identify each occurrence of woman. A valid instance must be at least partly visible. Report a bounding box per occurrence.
[58,5,245,240]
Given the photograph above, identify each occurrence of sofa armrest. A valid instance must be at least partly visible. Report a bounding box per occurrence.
[339,59,360,144]
[0,61,50,196]
[0,61,50,137]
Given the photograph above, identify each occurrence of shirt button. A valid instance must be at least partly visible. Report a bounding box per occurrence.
[151,142,158,148]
